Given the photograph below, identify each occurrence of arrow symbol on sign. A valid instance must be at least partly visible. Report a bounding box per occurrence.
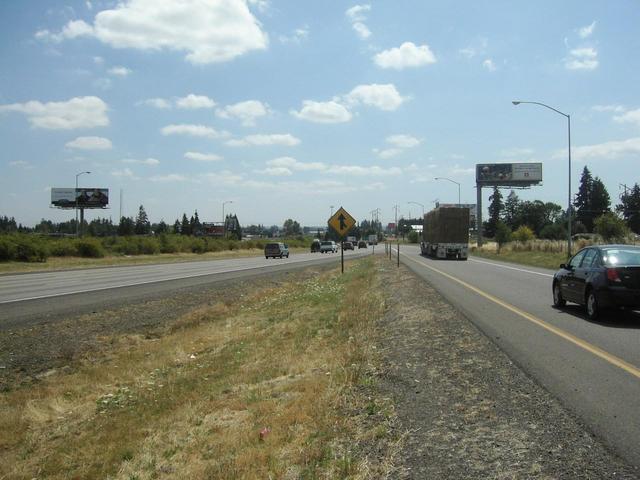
[338,213,347,230]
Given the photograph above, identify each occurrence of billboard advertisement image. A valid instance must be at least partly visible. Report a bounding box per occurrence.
[476,163,542,186]
[51,188,109,208]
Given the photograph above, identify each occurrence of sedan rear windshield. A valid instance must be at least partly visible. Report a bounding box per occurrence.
[321,241,333,246]
[602,249,640,266]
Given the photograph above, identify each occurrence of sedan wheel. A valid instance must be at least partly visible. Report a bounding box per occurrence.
[586,290,600,320]
[552,283,566,307]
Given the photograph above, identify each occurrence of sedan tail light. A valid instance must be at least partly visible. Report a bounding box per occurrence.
[606,268,622,283]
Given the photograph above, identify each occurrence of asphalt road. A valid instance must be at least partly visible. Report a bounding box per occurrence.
[0,248,370,328]
[392,244,640,469]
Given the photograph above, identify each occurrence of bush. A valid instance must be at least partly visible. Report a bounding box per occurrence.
[594,213,629,241]
[0,237,16,261]
[75,238,106,258]
[540,223,566,240]
[512,225,535,242]
[49,239,78,257]
[407,231,419,243]
[14,236,49,262]
[158,234,178,254]
[494,222,512,253]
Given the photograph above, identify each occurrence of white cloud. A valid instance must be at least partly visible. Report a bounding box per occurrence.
[111,167,137,178]
[216,100,269,126]
[325,165,402,176]
[592,104,625,113]
[346,4,371,21]
[386,134,421,149]
[9,160,33,169]
[450,164,475,175]
[38,0,269,65]
[35,19,94,42]
[374,134,422,159]
[459,37,488,59]
[290,100,352,123]
[150,174,189,182]
[226,133,301,147]
[614,109,640,128]
[259,166,293,176]
[374,42,436,70]
[344,83,407,111]
[373,148,402,159]
[184,151,223,162]
[579,21,596,39]
[122,157,160,166]
[140,98,171,109]
[0,96,109,130]
[108,66,131,77]
[352,23,371,40]
[266,156,326,171]
[567,137,640,161]
[565,47,598,70]
[482,58,496,72]
[346,4,372,39]
[65,136,112,150]
[279,26,309,44]
[176,94,216,109]
[161,124,229,139]
[93,56,104,65]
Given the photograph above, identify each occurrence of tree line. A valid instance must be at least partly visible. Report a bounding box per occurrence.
[485,166,639,240]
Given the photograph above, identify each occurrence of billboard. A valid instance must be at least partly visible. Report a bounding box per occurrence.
[476,163,542,186]
[51,188,109,208]
[202,222,225,236]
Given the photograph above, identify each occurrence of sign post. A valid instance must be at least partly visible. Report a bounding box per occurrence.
[328,207,356,274]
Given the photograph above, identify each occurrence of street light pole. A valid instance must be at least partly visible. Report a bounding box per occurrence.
[75,171,90,237]
[408,201,425,218]
[512,100,572,257]
[434,177,461,206]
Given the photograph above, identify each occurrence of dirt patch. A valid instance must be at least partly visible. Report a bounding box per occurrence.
[358,259,638,478]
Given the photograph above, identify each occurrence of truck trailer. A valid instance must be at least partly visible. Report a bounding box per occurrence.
[420,207,469,260]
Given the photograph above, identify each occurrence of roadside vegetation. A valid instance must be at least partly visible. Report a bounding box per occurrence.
[0,258,387,478]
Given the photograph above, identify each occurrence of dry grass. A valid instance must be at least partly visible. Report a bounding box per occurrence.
[0,258,384,479]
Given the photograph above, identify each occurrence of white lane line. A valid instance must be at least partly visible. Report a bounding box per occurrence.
[468,257,554,278]
[0,253,363,304]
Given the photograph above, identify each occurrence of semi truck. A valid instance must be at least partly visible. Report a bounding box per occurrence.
[368,234,378,245]
[420,206,469,260]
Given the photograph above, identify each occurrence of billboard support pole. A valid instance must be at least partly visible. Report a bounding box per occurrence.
[476,185,483,247]
[79,208,85,237]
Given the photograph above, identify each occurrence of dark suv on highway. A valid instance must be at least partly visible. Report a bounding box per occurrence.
[264,242,289,259]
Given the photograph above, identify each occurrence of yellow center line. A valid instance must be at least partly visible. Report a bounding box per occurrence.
[400,251,640,380]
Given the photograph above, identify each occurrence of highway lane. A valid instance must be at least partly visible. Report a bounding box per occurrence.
[0,249,368,304]
[394,244,640,469]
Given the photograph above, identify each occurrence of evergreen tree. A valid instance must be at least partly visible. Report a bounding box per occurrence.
[574,167,610,231]
[502,191,520,229]
[180,213,191,236]
[155,220,168,234]
[118,216,135,236]
[485,186,503,237]
[135,205,151,235]
[617,183,640,233]
[193,210,201,234]
[173,218,181,234]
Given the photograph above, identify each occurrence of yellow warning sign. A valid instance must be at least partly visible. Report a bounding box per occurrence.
[328,207,356,237]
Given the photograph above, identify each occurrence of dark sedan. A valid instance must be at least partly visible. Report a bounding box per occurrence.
[552,245,640,319]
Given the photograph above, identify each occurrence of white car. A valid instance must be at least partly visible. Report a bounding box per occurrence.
[320,241,338,253]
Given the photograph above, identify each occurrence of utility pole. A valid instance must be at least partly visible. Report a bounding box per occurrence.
[393,204,399,237]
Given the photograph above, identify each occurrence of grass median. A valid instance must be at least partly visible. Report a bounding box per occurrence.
[0,257,385,478]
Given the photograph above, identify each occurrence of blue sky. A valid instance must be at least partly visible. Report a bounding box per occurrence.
[1,0,639,228]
